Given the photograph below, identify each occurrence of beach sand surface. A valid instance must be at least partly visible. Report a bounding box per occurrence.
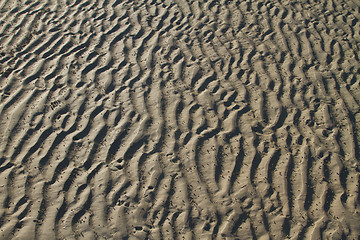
[0,0,359,239]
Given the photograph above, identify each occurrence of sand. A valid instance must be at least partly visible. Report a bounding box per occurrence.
[0,0,359,239]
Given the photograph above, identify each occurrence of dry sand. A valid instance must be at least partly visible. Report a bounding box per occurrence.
[0,0,359,239]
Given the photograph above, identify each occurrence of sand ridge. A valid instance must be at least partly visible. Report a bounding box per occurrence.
[0,0,359,239]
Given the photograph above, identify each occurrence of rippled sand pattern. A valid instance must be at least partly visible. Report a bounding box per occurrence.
[0,0,360,239]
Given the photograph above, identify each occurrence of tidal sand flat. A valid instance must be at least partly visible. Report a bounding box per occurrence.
[0,0,359,239]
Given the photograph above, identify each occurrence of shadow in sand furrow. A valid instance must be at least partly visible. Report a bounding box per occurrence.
[155,178,178,237]
[41,35,70,59]
[227,137,245,193]
[192,134,220,195]
[250,152,262,187]
[80,124,107,170]
[19,126,52,163]
[0,92,39,151]
[106,123,131,162]
[267,149,281,186]
[304,149,316,212]
[70,189,92,227]
[111,178,131,207]
[38,130,68,169]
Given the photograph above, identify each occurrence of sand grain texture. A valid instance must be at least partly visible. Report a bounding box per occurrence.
[0,0,359,239]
